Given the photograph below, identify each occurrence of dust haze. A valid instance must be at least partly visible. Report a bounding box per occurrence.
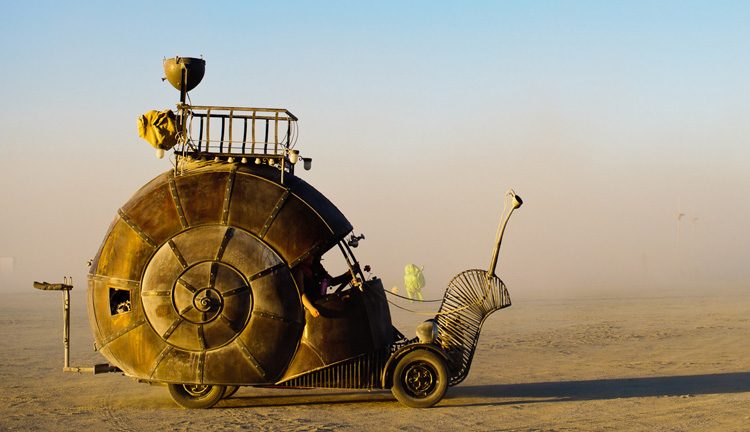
[2,105,747,300]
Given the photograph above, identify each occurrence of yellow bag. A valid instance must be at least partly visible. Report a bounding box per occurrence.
[137,110,178,150]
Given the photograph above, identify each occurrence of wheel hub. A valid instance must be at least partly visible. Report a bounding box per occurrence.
[183,384,211,397]
[405,362,436,396]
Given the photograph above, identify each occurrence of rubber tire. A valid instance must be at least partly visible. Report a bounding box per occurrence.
[391,350,449,408]
[223,386,239,399]
[168,384,226,409]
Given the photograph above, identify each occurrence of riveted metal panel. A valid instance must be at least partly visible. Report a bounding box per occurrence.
[227,170,287,237]
[151,348,201,383]
[105,321,165,378]
[175,170,229,227]
[120,181,182,246]
[263,194,334,266]
[93,217,155,281]
[202,341,266,384]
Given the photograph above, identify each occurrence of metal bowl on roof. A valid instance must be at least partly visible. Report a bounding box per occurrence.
[164,56,205,93]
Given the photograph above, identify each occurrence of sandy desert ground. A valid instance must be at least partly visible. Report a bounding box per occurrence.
[2,286,750,432]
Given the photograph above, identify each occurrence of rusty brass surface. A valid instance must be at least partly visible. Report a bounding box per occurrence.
[88,162,354,385]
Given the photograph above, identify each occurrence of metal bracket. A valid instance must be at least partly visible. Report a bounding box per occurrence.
[32,278,121,374]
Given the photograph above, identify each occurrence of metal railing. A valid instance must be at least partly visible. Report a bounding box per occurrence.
[176,104,298,157]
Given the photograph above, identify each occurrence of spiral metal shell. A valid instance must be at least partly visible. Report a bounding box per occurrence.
[87,162,352,385]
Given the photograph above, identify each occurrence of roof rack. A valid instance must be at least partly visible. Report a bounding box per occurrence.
[175,103,298,163]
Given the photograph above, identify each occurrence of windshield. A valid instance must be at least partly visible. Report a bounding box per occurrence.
[317,240,365,290]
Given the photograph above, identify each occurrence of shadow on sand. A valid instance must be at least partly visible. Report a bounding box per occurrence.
[220,372,750,409]
[449,372,750,406]
[221,390,394,408]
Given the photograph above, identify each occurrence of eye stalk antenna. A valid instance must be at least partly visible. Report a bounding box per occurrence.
[487,189,523,278]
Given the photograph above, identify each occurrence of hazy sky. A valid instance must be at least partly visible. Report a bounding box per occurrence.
[1,1,749,299]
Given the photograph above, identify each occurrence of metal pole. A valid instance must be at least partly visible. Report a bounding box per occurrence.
[56,276,72,370]
[63,278,70,369]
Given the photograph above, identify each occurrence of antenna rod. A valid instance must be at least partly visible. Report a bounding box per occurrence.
[179,65,187,104]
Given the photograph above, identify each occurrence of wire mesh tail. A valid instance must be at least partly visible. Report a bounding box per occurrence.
[435,269,511,386]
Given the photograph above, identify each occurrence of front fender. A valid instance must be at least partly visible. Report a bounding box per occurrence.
[382,343,451,388]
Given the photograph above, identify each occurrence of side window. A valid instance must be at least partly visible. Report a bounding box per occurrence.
[109,288,132,315]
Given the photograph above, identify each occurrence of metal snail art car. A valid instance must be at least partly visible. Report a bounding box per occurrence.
[33,57,523,409]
